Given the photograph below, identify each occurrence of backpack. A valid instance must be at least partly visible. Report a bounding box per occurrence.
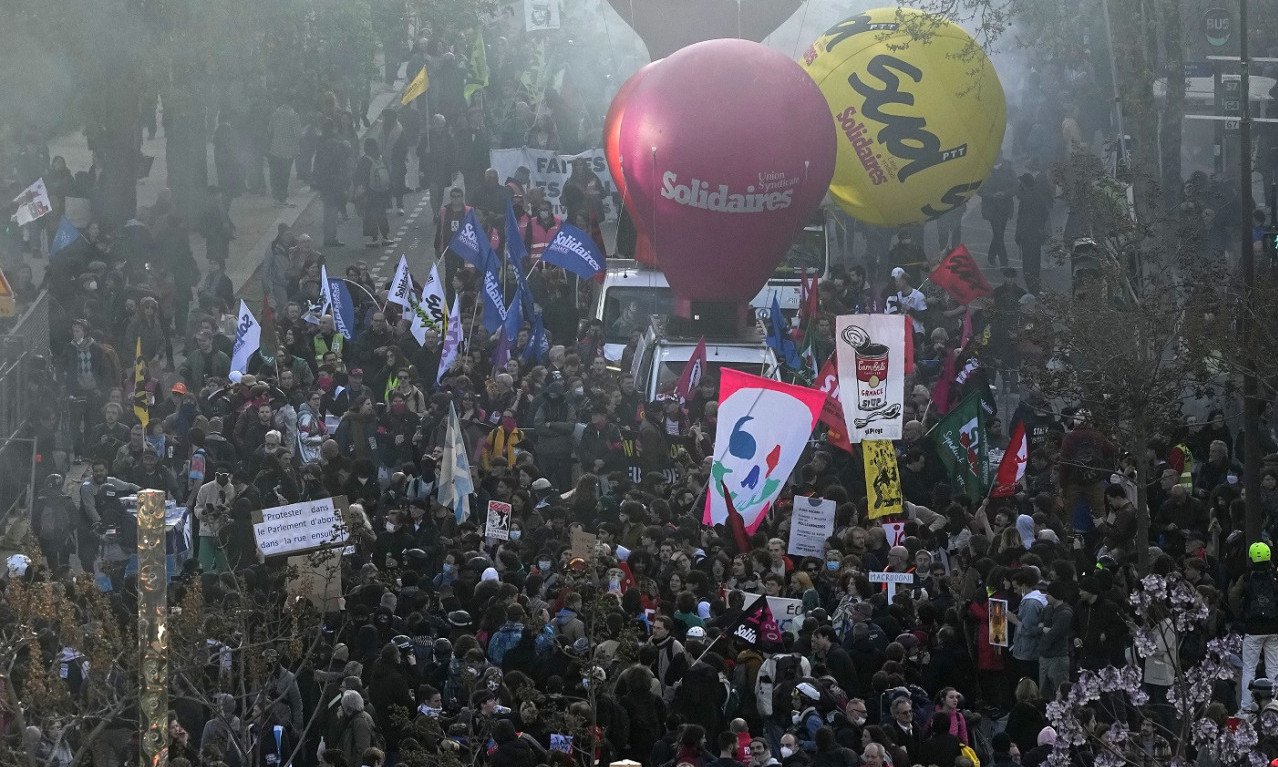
[764,654,805,722]
[1249,570,1278,623]
[369,158,391,193]
[960,743,981,767]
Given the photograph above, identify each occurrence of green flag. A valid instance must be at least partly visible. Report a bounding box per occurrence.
[464,29,489,100]
[928,390,990,501]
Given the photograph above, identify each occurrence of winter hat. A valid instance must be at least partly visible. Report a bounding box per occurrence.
[796,682,821,701]
[341,690,364,714]
[481,567,500,582]
[1037,726,1058,746]
[331,643,349,663]
[531,478,553,491]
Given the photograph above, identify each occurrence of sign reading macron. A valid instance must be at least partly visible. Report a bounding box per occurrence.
[254,497,349,557]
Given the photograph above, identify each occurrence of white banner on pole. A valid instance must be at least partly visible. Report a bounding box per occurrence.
[834,314,908,442]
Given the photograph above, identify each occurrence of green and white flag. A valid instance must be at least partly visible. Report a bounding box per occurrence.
[928,389,989,501]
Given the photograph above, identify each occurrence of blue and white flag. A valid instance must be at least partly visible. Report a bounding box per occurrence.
[539,223,605,280]
[505,199,535,316]
[230,300,262,374]
[765,293,802,369]
[437,293,462,385]
[319,265,355,339]
[523,308,550,365]
[49,216,81,257]
[326,277,357,341]
[448,209,492,268]
[439,402,474,523]
[480,249,508,334]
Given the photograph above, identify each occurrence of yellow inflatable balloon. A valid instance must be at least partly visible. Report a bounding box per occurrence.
[800,8,1006,228]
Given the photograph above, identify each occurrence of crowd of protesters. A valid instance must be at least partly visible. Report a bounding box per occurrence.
[5,16,1278,767]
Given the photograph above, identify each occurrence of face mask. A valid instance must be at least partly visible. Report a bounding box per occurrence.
[318,375,334,390]
[385,523,396,533]
[826,561,840,572]
[486,680,500,691]
[852,717,866,726]
[510,530,522,541]
[780,747,795,759]
[501,416,517,430]
[391,402,407,414]
[443,563,455,573]
[573,387,584,396]
[418,704,440,717]
[538,561,552,572]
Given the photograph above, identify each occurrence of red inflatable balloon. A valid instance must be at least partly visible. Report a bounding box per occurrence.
[618,39,836,308]
[604,62,660,266]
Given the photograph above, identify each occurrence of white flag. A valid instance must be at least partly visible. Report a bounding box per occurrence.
[387,255,414,310]
[437,293,462,385]
[320,263,334,314]
[409,263,448,346]
[438,402,474,522]
[11,178,52,226]
[230,300,261,374]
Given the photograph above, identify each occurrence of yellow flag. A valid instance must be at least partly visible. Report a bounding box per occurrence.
[863,440,903,519]
[401,66,429,105]
[133,337,149,430]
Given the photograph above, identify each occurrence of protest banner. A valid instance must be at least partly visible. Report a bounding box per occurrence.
[489,147,618,220]
[11,178,51,226]
[571,529,598,561]
[881,521,906,547]
[835,314,908,441]
[753,594,805,636]
[868,570,914,601]
[989,597,1009,647]
[254,496,349,557]
[486,500,512,540]
[863,440,904,518]
[787,495,836,558]
[526,0,561,30]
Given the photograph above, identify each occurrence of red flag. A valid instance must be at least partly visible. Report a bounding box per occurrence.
[798,270,820,324]
[815,357,855,453]
[929,245,993,305]
[675,336,708,404]
[721,479,752,554]
[991,419,1028,497]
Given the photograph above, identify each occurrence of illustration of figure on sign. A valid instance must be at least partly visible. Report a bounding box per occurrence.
[868,449,902,510]
[843,323,902,429]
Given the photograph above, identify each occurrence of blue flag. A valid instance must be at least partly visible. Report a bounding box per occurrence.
[523,309,549,365]
[480,249,508,334]
[766,293,801,369]
[326,278,358,340]
[49,217,80,258]
[505,199,535,316]
[504,285,524,342]
[540,223,605,280]
[448,209,492,268]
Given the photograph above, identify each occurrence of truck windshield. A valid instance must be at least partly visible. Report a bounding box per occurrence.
[654,359,769,398]
[772,226,827,280]
[603,286,673,344]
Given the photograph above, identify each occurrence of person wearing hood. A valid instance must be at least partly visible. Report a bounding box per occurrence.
[672,650,729,739]
[1007,569,1047,688]
[1020,726,1057,767]
[1015,514,1037,550]
[533,381,577,490]
[489,718,542,767]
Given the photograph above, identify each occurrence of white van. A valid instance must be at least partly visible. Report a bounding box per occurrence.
[630,328,780,403]
[594,212,832,361]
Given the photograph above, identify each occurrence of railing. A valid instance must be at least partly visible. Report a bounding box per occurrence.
[0,290,50,530]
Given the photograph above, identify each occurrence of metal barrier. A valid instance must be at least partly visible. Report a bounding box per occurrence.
[0,290,50,530]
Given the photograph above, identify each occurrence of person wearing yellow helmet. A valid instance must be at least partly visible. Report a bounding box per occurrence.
[1237,540,1278,713]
